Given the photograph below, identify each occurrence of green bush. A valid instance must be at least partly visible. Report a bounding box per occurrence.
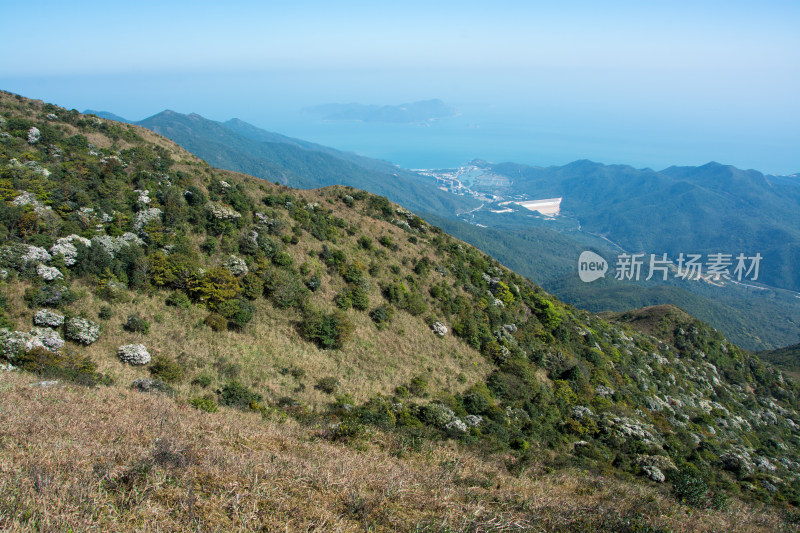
[218,381,263,409]
[350,285,369,310]
[165,291,191,309]
[149,355,185,384]
[98,306,113,320]
[408,376,428,397]
[325,420,368,442]
[17,347,110,387]
[123,314,150,335]
[273,251,293,267]
[369,306,393,329]
[204,312,227,332]
[217,298,255,330]
[189,395,218,413]
[23,284,76,308]
[334,290,353,310]
[192,374,213,388]
[240,272,264,300]
[300,308,354,350]
[315,376,340,394]
[669,468,710,508]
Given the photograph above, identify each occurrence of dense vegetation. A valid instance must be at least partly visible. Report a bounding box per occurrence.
[2,91,800,530]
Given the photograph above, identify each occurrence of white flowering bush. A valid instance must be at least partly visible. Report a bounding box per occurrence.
[64,318,101,345]
[419,403,456,428]
[224,255,248,276]
[0,328,63,360]
[31,327,64,352]
[206,202,241,221]
[134,207,163,231]
[49,235,91,266]
[22,245,51,265]
[36,264,63,281]
[27,127,40,144]
[0,329,45,360]
[431,322,448,336]
[118,344,151,365]
[50,241,78,265]
[91,233,144,258]
[134,189,151,205]
[34,309,65,327]
[465,414,483,427]
[444,418,468,433]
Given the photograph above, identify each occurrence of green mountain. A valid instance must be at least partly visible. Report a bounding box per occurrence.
[2,91,800,530]
[478,159,800,293]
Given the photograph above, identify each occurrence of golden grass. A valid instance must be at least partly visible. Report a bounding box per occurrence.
[0,371,793,532]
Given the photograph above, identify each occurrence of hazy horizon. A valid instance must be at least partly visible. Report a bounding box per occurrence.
[2,1,798,174]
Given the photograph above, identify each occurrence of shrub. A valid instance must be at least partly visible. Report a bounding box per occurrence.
[273,251,293,267]
[123,314,150,335]
[325,420,368,443]
[369,306,393,329]
[189,395,218,413]
[204,312,227,332]
[165,291,191,309]
[403,291,428,316]
[217,298,255,330]
[149,355,185,384]
[462,391,491,415]
[350,285,369,310]
[17,347,110,387]
[315,376,340,394]
[670,468,710,508]
[64,317,101,345]
[241,272,264,300]
[189,266,241,309]
[218,381,262,409]
[24,284,76,308]
[408,376,428,397]
[341,263,365,284]
[192,374,213,388]
[305,275,321,292]
[265,269,308,309]
[300,309,354,350]
[419,403,455,428]
[98,306,113,320]
[334,290,353,310]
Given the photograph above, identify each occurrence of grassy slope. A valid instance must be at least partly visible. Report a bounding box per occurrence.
[0,371,788,532]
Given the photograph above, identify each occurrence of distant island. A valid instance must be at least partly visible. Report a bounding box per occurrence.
[302,98,457,123]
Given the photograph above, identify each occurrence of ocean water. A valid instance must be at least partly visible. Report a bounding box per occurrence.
[256,103,798,174]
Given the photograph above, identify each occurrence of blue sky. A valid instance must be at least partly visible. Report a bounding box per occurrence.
[2,0,798,173]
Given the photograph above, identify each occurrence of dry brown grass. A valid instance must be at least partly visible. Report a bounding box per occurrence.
[0,373,792,531]
[0,371,794,532]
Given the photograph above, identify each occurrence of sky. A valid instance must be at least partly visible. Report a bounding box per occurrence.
[1,0,799,173]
